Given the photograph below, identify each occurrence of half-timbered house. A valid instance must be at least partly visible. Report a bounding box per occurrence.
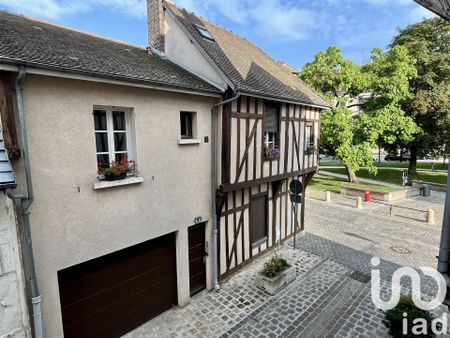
[154,1,330,278]
[0,2,329,337]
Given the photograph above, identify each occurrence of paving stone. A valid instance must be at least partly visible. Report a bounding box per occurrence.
[125,192,449,338]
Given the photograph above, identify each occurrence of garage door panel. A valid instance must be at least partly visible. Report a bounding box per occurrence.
[60,244,173,305]
[84,292,177,338]
[58,233,177,338]
[61,263,175,322]
[64,279,176,337]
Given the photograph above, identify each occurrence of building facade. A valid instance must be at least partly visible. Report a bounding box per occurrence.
[0,2,329,337]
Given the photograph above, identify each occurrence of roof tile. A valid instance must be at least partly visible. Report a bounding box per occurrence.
[0,11,221,95]
[165,2,330,107]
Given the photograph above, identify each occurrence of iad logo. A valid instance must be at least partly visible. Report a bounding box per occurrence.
[370,256,448,336]
[370,256,446,311]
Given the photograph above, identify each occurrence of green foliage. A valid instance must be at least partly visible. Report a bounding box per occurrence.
[300,46,368,105]
[362,46,419,146]
[390,18,450,167]
[320,107,375,175]
[383,295,435,338]
[301,46,418,182]
[263,255,289,278]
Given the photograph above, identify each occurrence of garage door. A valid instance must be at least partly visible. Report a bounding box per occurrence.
[58,233,177,338]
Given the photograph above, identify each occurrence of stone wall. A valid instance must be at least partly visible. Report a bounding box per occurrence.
[0,191,30,338]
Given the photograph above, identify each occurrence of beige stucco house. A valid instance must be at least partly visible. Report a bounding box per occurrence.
[0,1,329,337]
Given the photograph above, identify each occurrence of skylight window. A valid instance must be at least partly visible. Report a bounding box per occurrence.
[194,24,214,41]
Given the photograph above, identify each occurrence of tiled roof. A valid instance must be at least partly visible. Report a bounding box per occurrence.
[0,125,15,189]
[165,2,331,108]
[0,11,221,95]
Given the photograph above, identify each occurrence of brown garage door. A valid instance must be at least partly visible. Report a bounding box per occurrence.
[58,233,177,338]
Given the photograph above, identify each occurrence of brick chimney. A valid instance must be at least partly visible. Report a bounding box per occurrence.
[147,0,165,52]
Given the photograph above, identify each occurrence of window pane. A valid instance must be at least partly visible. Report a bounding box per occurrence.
[114,133,127,152]
[113,111,126,130]
[305,126,312,148]
[115,153,128,162]
[93,110,107,130]
[180,112,193,138]
[265,105,279,133]
[95,132,109,153]
[97,154,110,168]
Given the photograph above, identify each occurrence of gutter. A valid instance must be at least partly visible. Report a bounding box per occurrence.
[6,66,43,338]
[210,92,240,290]
[437,158,450,285]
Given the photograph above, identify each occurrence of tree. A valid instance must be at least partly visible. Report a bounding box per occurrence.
[301,46,417,182]
[391,18,450,175]
[362,47,419,159]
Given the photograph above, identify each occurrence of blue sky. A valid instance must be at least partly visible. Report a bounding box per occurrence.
[0,0,436,69]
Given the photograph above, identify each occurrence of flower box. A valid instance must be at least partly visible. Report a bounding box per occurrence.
[255,265,296,295]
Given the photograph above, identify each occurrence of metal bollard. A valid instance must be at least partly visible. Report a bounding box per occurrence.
[356,197,363,209]
[426,209,434,224]
[325,191,331,202]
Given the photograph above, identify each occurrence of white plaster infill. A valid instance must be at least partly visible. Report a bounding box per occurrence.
[93,176,144,190]
[178,139,200,145]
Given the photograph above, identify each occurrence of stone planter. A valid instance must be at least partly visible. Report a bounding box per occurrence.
[255,265,296,295]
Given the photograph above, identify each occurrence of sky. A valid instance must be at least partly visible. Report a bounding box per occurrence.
[0,0,436,69]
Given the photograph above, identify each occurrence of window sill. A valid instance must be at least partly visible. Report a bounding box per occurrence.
[252,236,268,248]
[93,176,144,190]
[178,139,200,145]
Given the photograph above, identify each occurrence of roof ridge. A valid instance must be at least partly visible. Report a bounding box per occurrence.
[165,2,311,87]
[0,9,146,50]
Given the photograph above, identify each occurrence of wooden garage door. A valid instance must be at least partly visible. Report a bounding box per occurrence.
[58,233,177,338]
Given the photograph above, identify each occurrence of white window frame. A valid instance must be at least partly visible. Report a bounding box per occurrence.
[264,132,276,148]
[194,24,214,41]
[305,125,314,149]
[94,105,135,167]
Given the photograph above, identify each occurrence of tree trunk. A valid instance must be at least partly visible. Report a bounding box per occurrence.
[345,165,358,183]
[408,146,418,177]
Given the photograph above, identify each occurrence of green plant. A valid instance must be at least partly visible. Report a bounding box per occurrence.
[97,157,135,177]
[383,295,436,337]
[263,255,289,278]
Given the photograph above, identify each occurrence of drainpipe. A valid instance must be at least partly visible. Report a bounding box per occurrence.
[437,157,450,285]
[211,92,240,290]
[6,66,43,338]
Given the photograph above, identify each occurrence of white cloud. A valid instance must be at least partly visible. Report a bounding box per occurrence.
[0,0,146,20]
[174,0,315,41]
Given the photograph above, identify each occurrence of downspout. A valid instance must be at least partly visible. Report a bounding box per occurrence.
[211,92,240,290]
[6,66,43,338]
[437,157,450,285]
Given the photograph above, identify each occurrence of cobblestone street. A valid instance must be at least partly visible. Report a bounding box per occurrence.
[126,191,449,338]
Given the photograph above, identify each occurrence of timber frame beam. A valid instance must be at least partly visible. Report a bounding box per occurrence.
[220,167,318,193]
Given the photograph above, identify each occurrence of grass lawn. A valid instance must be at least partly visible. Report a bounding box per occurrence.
[320,160,448,170]
[323,168,448,185]
[309,174,398,193]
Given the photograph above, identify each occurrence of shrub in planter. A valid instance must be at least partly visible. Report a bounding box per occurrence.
[263,255,289,278]
[256,255,295,295]
[383,295,436,338]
